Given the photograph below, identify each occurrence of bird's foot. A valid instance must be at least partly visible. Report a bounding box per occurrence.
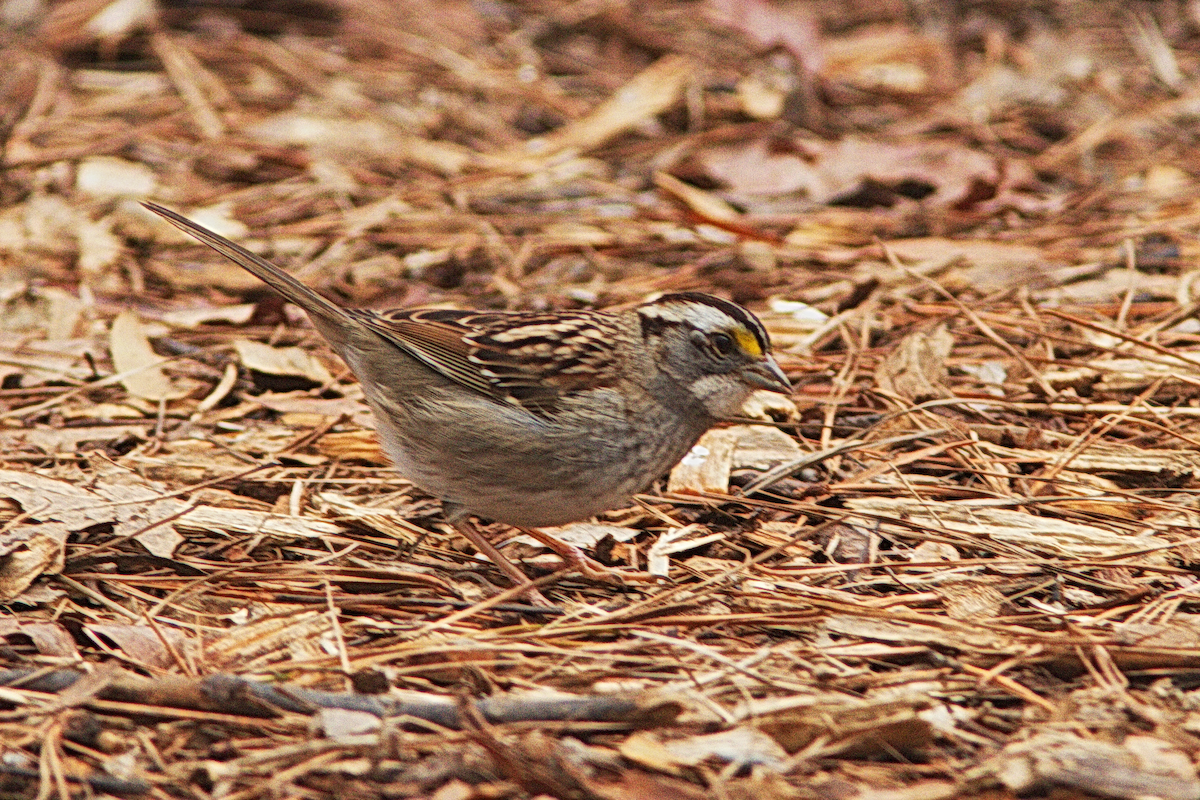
[517,528,655,584]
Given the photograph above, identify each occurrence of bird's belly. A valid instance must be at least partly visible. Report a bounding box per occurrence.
[368,390,707,528]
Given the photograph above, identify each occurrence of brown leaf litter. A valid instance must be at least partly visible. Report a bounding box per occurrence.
[7,0,1200,798]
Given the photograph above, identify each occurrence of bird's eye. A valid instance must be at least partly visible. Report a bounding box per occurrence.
[710,332,736,356]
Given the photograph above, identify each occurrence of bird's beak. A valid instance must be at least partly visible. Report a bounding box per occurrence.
[745,355,791,394]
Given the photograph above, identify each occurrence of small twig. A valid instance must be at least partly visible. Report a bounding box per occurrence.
[742,429,949,496]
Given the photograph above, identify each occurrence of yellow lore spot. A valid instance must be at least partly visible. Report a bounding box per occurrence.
[733,327,762,358]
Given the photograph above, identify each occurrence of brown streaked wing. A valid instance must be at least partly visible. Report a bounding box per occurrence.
[466,312,624,405]
[356,308,500,399]
[357,308,624,410]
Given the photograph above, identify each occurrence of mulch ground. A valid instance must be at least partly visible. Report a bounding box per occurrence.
[5,1,1200,798]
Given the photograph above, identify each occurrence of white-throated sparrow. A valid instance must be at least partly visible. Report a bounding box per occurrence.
[144,203,791,596]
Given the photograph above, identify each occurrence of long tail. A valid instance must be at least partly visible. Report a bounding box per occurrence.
[142,203,352,335]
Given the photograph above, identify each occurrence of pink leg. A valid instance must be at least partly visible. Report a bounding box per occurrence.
[451,519,554,607]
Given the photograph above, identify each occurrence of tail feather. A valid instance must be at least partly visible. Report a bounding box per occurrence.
[143,203,352,336]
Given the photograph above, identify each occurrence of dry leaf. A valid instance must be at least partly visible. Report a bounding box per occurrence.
[235,339,335,385]
[110,310,188,400]
[874,326,954,401]
[161,303,257,328]
[0,618,78,657]
[253,390,370,419]
[0,523,68,602]
[175,505,341,540]
[84,622,189,670]
[22,424,149,456]
[699,137,1003,209]
[0,470,121,530]
[0,283,85,339]
[540,523,640,548]
[886,237,1047,292]
[749,694,936,757]
[494,55,693,164]
[707,0,821,69]
[0,470,195,591]
[134,525,183,559]
[988,732,1200,800]
[659,728,787,770]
